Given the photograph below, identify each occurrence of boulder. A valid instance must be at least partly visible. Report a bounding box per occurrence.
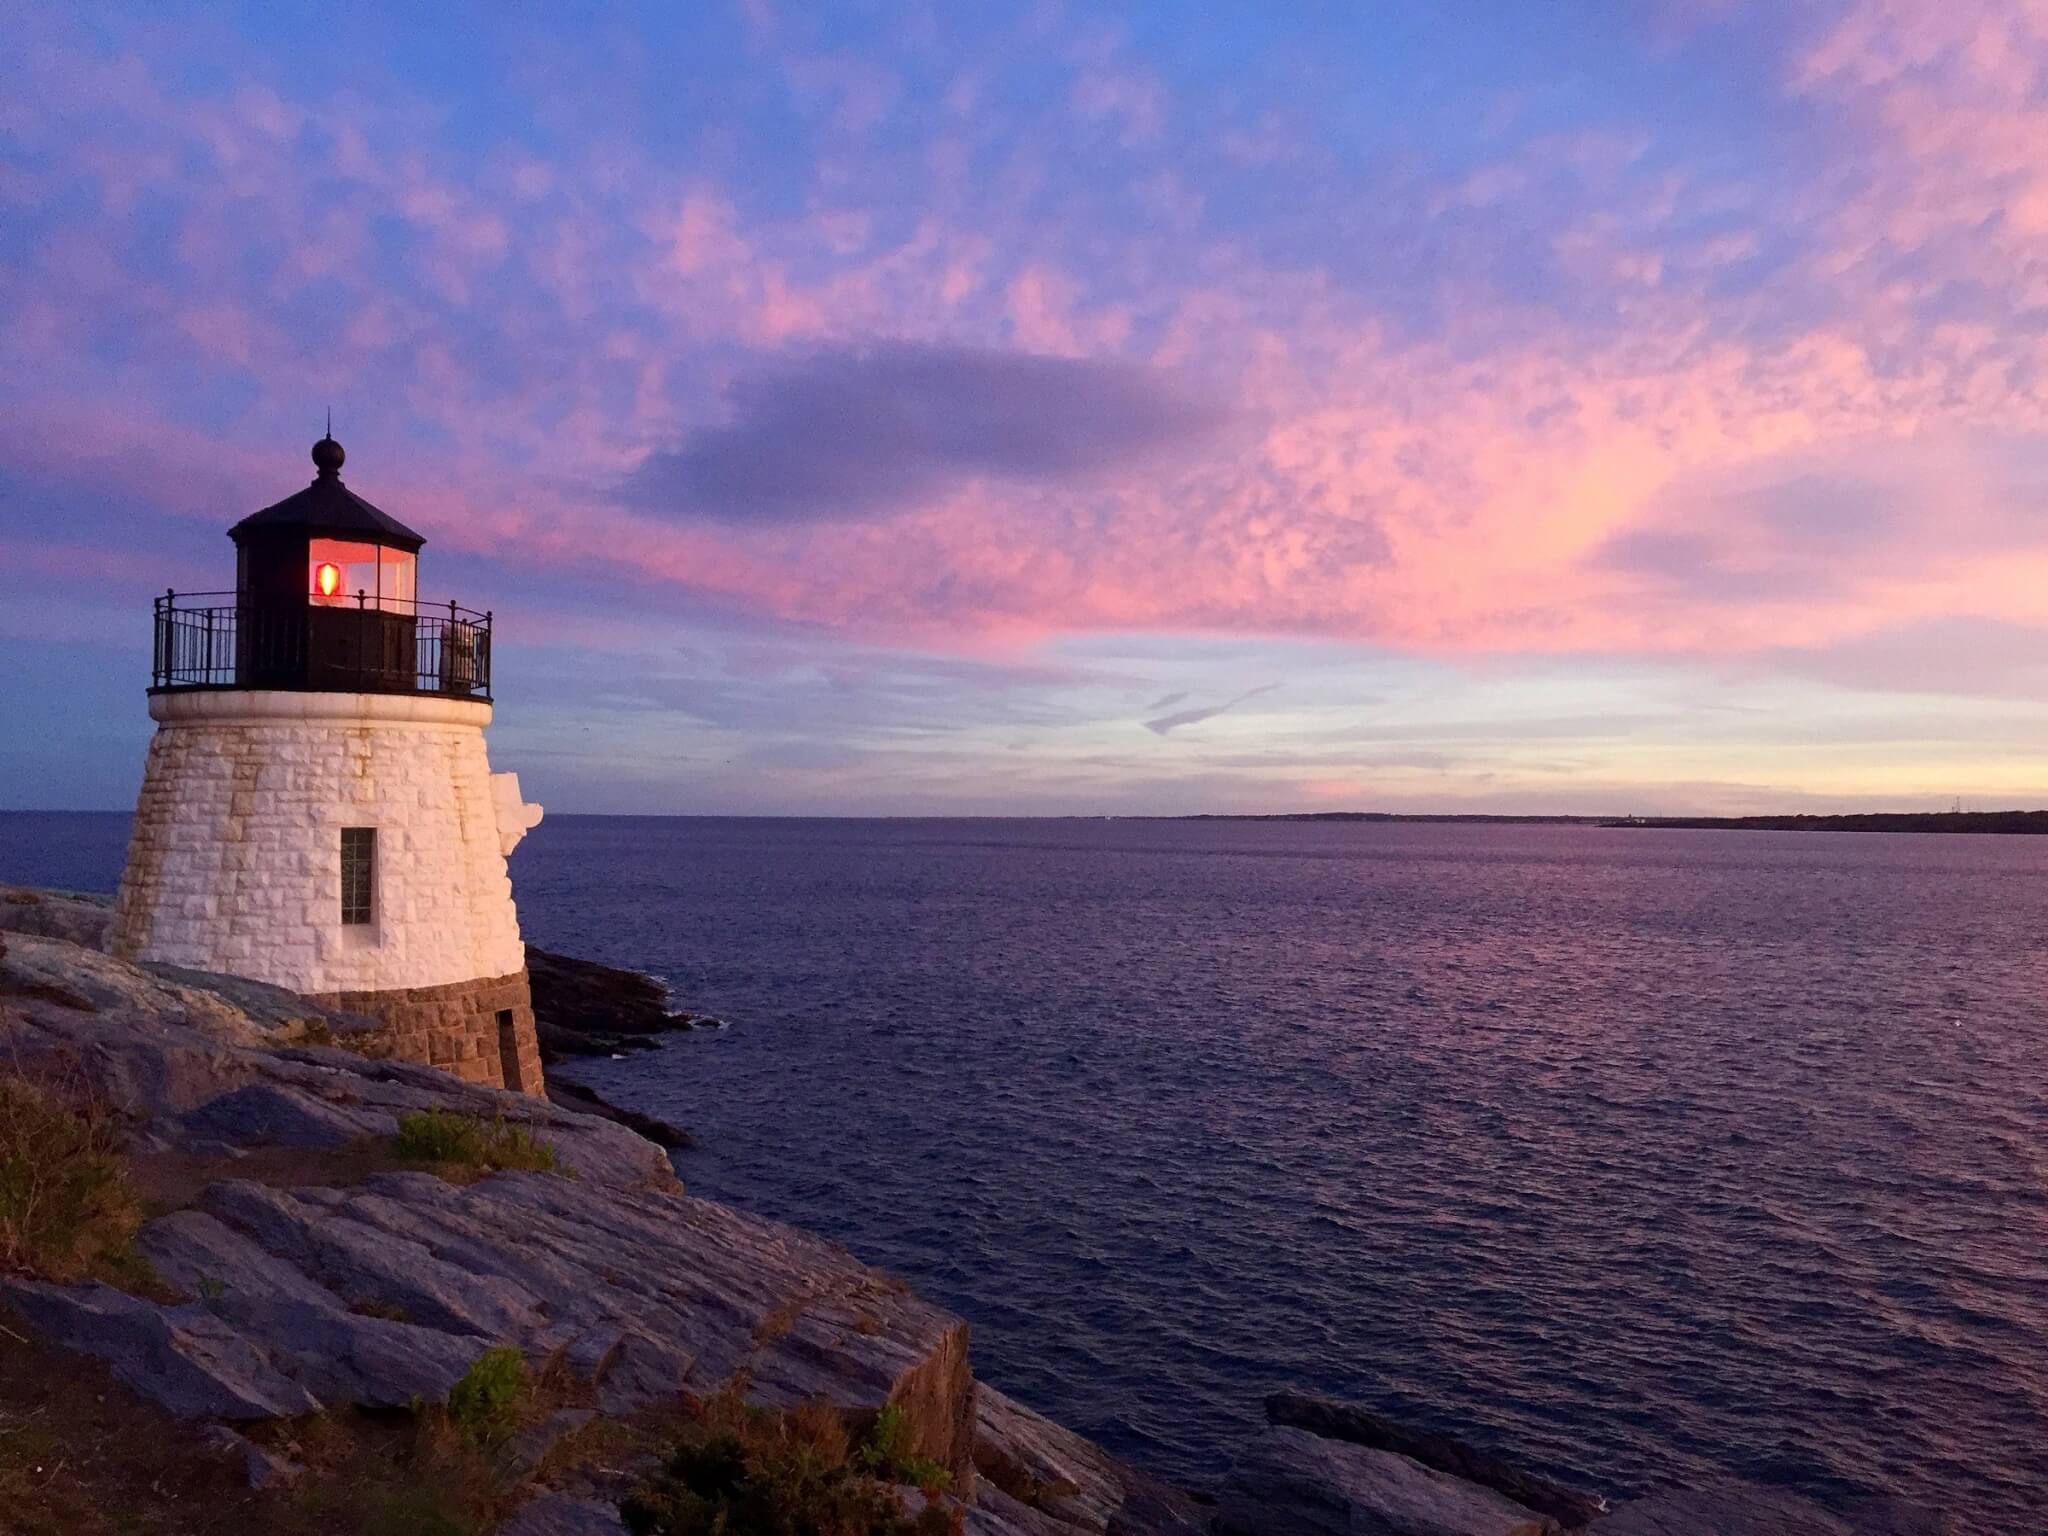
[546,1076,695,1148]
[0,930,262,1042]
[1266,1392,1605,1528]
[0,931,677,1188]
[1594,1486,1950,1536]
[220,1293,490,1407]
[1217,1424,1555,1536]
[974,1384,1208,1536]
[175,1081,388,1150]
[202,1424,303,1490]
[142,961,389,1046]
[13,1160,978,1485]
[525,944,695,1060]
[968,1480,1081,1536]
[503,1407,599,1481]
[0,1280,320,1421]
[139,1208,355,1312]
[0,885,113,948]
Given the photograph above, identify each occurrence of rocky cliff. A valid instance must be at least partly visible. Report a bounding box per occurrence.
[0,891,1202,1536]
[0,885,1957,1536]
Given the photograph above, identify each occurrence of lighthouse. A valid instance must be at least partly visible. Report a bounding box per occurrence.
[110,433,548,1095]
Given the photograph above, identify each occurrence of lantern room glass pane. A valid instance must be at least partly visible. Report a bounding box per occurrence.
[378,545,416,611]
[308,538,415,611]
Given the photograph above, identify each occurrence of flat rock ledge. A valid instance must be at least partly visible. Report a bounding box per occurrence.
[1265,1392,1604,1529]
[1218,1396,1955,1536]
[1594,1487,1956,1536]
[1219,1424,1557,1536]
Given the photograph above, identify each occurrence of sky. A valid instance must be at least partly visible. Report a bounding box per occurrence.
[5,1,2048,816]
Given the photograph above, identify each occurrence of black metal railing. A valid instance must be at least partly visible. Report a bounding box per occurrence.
[152,590,492,699]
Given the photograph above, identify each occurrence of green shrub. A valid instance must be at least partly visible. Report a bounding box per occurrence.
[444,1346,527,1445]
[393,1111,556,1173]
[621,1391,959,1536]
[859,1405,953,1497]
[0,1071,143,1285]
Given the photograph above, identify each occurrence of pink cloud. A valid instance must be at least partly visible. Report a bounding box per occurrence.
[10,0,2048,682]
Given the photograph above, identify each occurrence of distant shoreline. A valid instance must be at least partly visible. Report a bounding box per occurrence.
[8,807,2048,834]
[1170,810,2048,834]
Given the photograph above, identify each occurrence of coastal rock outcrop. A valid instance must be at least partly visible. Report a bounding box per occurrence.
[0,883,114,948]
[0,919,1215,1534]
[974,1383,1209,1536]
[1218,1422,1557,1535]
[1218,1391,1952,1536]
[40,1165,975,1445]
[0,930,670,1186]
[0,926,975,1488]
[1594,1486,1956,1535]
[1265,1391,1606,1528]
[524,943,699,1060]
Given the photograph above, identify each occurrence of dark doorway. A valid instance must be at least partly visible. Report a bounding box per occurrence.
[495,1008,524,1092]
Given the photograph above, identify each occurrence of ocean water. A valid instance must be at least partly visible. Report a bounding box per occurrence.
[6,812,2045,1531]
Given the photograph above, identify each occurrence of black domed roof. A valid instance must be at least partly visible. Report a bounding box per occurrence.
[228,436,427,551]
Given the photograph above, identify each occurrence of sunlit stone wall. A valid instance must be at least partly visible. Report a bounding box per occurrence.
[111,689,546,1093]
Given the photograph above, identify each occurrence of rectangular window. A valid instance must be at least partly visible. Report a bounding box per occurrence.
[340,827,376,925]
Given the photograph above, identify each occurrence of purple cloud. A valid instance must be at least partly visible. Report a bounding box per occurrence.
[1143,683,1279,736]
[621,342,1225,525]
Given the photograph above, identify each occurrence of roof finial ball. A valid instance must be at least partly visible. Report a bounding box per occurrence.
[312,431,345,477]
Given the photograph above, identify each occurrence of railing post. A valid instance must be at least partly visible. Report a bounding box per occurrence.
[356,590,367,690]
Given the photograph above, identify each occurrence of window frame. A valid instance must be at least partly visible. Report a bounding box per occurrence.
[340,826,377,926]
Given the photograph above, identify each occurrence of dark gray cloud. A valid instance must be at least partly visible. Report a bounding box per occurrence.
[1143,683,1279,736]
[622,342,1225,525]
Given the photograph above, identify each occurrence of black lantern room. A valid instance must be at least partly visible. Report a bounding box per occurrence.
[151,435,491,698]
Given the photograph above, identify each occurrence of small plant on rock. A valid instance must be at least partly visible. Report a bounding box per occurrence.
[393,1110,557,1174]
[444,1346,527,1446]
[859,1404,953,1498]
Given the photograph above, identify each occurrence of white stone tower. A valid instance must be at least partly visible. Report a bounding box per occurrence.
[111,432,548,1093]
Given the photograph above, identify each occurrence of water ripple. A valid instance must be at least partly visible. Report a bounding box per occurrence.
[11,812,2043,1535]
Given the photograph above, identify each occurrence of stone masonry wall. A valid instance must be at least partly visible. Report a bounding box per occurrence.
[112,695,527,997]
[313,967,544,1095]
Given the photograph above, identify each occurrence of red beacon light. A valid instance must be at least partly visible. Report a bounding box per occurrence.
[314,561,341,598]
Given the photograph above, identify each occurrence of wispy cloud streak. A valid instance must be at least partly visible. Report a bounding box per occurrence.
[1144,684,1279,736]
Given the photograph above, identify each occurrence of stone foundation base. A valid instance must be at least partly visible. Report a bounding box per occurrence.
[312,968,545,1096]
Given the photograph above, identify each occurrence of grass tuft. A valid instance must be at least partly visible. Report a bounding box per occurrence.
[393,1110,557,1174]
[622,1388,960,1536]
[858,1404,953,1497]
[444,1346,527,1446]
[0,1067,147,1286]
